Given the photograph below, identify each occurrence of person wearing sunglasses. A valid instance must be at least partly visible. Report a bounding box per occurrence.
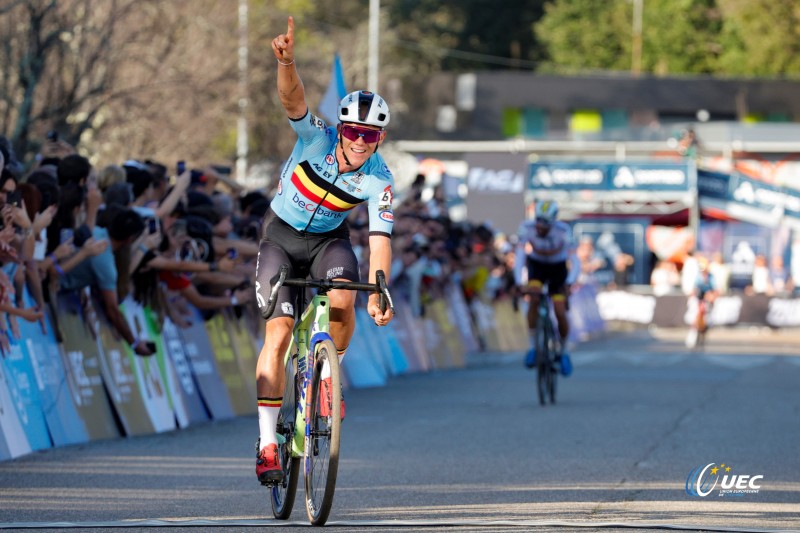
[517,200,576,377]
[253,16,395,485]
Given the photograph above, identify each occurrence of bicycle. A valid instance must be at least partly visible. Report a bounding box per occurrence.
[686,295,712,350]
[259,264,394,526]
[533,288,560,406]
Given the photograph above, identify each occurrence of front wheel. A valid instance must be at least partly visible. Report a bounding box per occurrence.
[271,353,300,520]
[535,322,549,406]
[304,339,341,526]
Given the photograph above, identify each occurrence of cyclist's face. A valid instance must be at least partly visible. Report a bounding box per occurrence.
[535,220,551,236]
[338,123,385,166]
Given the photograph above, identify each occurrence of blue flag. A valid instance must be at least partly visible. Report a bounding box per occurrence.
[318,54,347,125]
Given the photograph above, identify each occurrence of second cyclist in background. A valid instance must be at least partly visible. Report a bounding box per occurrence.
[517,200,575,376]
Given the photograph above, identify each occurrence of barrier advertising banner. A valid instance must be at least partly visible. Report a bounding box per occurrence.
[342,309,388,388]
[87,294,155,437]
[121,298,178,433]
[389,297,431,374]
[2,328,53,452]
[223,310,259,404]
[204,312,254,416]
[177,308,235,420]
[20,293,88,447]
[0,359,31,459]
[56,292,120,441]
[160,318,210,425]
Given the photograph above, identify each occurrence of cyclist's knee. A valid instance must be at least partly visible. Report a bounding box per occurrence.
[264,317,293,346]
[328,288,356,316]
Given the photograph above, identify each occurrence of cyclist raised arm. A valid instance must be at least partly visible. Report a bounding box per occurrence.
[518,200,573,376]
[254,16,395,485]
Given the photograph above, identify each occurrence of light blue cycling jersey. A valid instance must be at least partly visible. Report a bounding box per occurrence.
[270,111,395,236]
[518,219,573,263]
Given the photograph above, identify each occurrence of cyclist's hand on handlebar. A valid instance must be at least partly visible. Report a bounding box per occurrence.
[272,16,295,64]
[368,293,393,327]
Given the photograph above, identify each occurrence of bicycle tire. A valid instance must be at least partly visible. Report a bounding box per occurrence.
[271,353,300,520]
[304,339,341,526]
[535,319,549,406]
[546,321,557,404]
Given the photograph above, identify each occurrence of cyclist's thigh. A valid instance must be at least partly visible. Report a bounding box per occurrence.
[310,238,360,282]
[310,239,359,311]
[526,257,546,295]
[547,262,569,309]
[255,239,300,320]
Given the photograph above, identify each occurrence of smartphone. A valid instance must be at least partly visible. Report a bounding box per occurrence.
[60,228,74,245]
[176,160,186,175]
[145,341,157,353]
[6,190,21,208]
[227,247,238,260]
[147,218,158,234]
[46,130,59,142]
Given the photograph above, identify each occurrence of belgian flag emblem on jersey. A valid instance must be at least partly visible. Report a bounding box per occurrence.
[291,161,362,212]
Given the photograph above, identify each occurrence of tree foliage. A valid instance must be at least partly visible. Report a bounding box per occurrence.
[3,0,800,172]
[534,0,800,77]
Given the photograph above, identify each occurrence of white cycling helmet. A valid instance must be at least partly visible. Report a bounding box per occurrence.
[534,200,559,223]
[338,90,390,128]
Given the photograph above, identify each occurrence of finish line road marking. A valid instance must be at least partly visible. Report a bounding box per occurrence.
[0,518,796,532]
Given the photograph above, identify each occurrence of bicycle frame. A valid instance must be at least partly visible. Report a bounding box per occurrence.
[534,289,559,405]
[286,291,333,457]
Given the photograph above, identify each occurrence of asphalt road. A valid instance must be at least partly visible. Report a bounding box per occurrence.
[0,326,799,532]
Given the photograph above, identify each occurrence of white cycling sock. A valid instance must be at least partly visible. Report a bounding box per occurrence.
[257,397,281,450]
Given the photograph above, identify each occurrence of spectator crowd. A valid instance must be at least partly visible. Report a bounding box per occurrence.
[0,136,527,358]
[2,131,796,360]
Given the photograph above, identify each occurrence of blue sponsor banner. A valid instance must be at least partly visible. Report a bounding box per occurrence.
[698,169,800,223]
[20,290,88,447]
[530,162,690,192]
[730,172,800,219]
[1,334,52,452]
[697,169,730,200]
[530,162,610,191]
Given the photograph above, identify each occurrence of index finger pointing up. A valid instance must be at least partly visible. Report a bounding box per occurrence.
[287,16,294,39]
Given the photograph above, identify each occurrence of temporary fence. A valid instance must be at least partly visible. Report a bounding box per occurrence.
[3,279,691,460]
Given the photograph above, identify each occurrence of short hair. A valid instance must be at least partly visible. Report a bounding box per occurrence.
[107,207,145,242]
[98,164,126,192]
[188,204,220,226]
[26,171,60,209]
[145,160,167,186]
[104,181,133,207]
[124,165,154,200]
[57,154,92,187]
[240,191,268,214]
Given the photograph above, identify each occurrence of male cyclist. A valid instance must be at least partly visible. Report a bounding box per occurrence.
[253,16,395,485]
[517,200,574,376]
